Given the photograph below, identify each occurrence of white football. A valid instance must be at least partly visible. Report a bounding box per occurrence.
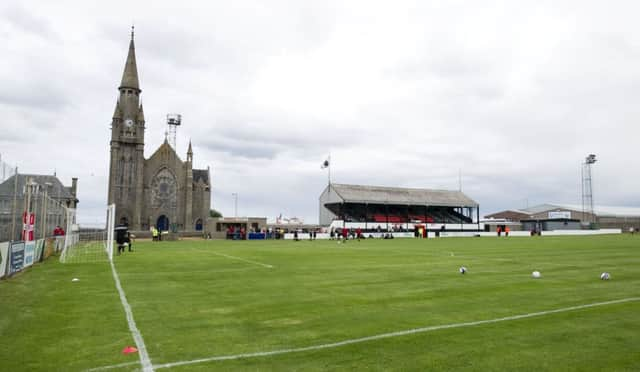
[532,271,541,278]
[459,266,467,274]
[600,272,610,280]
[71,278,79,282]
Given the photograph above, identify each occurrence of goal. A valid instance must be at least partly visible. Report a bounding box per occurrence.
[60,204,115,263]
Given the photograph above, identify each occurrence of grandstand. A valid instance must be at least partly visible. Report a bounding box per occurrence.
[319,183,480,231]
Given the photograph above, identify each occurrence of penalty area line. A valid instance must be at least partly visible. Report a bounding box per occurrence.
[88,296,640,371]
[208,251,274,268]
[152,296,640,370]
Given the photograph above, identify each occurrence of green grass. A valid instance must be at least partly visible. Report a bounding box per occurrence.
[1,235,639,371]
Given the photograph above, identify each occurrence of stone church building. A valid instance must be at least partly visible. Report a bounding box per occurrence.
[107,32,211,232]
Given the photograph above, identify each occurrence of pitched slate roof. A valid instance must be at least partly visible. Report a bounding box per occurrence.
[0,174,74,199]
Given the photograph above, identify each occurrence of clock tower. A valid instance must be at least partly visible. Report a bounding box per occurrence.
[106,29,211,233]
[107,28,146,227]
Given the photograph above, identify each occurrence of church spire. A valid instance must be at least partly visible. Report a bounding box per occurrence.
[119,26,140,91]
[112,100,122,119]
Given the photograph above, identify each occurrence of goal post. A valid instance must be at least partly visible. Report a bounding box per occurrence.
[60,204,115,264]
[106,204,115,261]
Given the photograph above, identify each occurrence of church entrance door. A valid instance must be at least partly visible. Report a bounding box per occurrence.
[157,215,169,231]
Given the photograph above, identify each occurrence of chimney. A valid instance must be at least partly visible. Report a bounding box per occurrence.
[71,177,78,197]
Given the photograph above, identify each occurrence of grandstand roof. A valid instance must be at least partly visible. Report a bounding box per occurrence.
[328,183,478,207]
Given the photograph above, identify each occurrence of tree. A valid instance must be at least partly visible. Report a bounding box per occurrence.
[209,209,222,218]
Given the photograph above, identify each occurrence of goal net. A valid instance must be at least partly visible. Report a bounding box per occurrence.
[60,204,115,263]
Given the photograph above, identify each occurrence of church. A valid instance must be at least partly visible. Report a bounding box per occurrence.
[107,31,211,232]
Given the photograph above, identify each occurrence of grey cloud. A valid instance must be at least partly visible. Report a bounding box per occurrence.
[194,113,361,160]
[4,1,640,224]
[1,4,57,39]
[0,83,69,111]
[202,137,281,159]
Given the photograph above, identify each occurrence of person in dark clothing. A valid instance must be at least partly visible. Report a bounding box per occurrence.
[115,220,129,255]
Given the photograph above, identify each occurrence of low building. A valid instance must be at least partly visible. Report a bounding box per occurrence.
[520,218,581,232]
[486,203,640,231]
[0,174,78,241]
[206,217,268,239]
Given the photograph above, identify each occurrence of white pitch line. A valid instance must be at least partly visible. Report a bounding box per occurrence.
[87,296,640,372]
[109,259,154,372]
[118,267,262,276]
[208,251,274,268]
[85,361,140,372]
[151,297,640,370]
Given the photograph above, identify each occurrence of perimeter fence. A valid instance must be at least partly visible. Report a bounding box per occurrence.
[0,155,79,279]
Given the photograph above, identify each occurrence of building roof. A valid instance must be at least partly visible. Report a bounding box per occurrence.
[328,183,478,207]
[510,203,640,218]
[590,205,640,217]
[537,203,640,218]
[519,204,562,215]
[0,174,75,199]
[484,210,531,220]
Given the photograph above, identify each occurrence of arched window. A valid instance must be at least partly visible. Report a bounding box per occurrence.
[195,218,203,231]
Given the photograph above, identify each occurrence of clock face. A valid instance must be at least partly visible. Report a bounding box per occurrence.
[125,119,134,127]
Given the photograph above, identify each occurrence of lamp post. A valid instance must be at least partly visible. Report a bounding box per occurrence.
[581,154,597,226]
[232,193,238,218]
[41,182,52,239]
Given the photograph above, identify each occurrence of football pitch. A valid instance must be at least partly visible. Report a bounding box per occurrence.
[1,235,639,371]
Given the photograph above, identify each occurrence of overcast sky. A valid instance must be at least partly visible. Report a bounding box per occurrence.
[1,0,639,224]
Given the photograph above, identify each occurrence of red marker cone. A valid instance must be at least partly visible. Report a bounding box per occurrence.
[122,346,138,354]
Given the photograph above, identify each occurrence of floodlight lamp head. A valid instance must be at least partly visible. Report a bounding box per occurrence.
[585,154,597,164]
[166,113,182,126]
